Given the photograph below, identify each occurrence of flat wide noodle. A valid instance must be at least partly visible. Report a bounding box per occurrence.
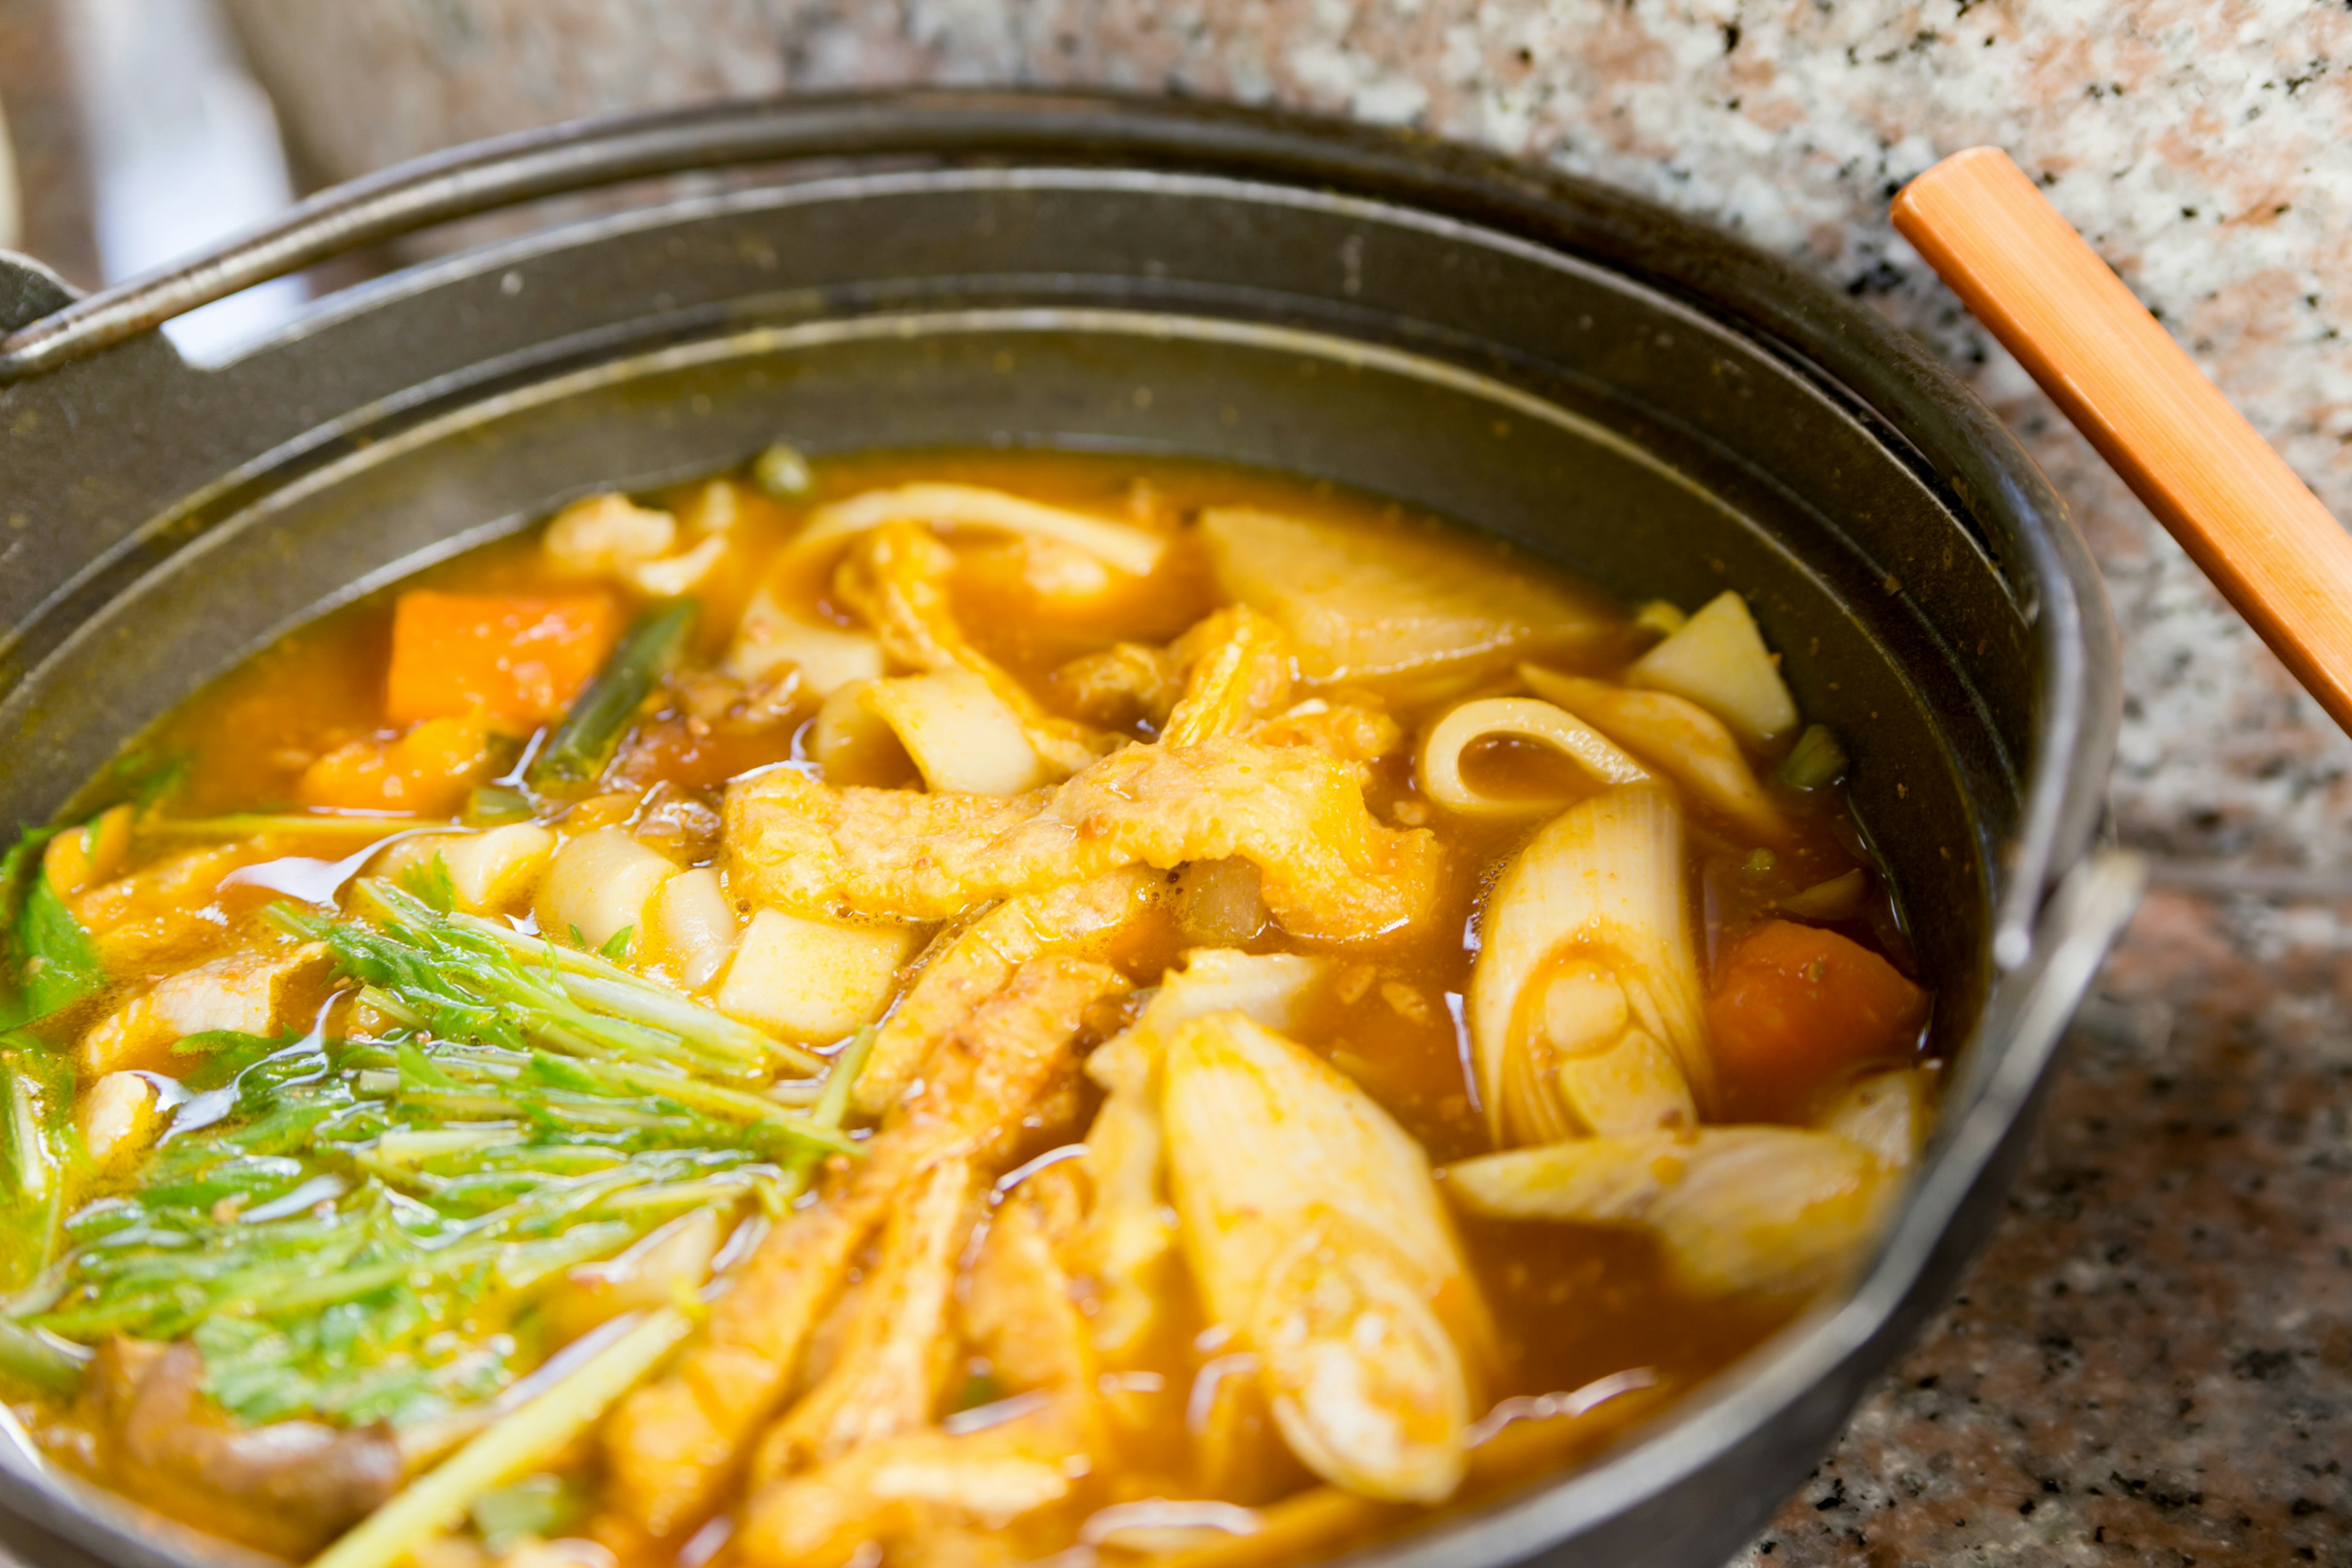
[725,740,1442,942]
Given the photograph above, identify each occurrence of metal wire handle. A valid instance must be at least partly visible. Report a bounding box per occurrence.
[0,88,1430,383]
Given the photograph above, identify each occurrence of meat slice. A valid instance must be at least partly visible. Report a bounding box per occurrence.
[72,1339,399,1559]
[77,942,330,1076]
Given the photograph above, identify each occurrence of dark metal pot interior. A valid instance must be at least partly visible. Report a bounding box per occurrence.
[0,91,2125,1568]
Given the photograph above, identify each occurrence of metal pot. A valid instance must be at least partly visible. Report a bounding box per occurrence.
[0,89,2132,1568]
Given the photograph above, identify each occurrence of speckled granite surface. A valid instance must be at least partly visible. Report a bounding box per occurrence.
[10,4,2352,1562]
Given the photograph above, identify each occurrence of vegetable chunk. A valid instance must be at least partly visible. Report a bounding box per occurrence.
[718,908,919,1045]
[1705,920,1929,1111]
[1163,1012,1487,1504]
[1626,590,1797,750]
[1469,788,1712,1145]
[1442,1125,1896,1297]
[385,592,622,725]
[1200,507,1610,697]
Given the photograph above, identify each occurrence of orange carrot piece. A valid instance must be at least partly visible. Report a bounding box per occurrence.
[296,715,502,815]
[1705,919,1929,1111]
[385,591,623,725]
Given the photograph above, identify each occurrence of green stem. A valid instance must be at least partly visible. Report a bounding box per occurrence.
[311,1305,693,1568]
[526,600,698,790]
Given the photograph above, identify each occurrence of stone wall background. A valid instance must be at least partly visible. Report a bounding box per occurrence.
[220,0,2352,875]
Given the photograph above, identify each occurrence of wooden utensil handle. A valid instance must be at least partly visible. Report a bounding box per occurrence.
[1893,146,2352,736]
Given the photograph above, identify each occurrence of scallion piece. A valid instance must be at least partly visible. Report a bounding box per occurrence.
[526,600,697,789]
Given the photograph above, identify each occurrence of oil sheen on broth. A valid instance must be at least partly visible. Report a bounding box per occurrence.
[0,450,1935,1568]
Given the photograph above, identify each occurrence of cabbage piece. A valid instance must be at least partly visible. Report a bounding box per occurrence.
[860,669,1053,796]
[1442,1126,1893,1297]
[727,585,884,697]
[1199,507,1613,698]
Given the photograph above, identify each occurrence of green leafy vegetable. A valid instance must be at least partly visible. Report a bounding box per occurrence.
[0,1318,88,1398]
[1777,723,1850,791]
[15,873,104,1022]
[0,1039,77,1291]
[332,878,821,1076]
[470,1474,582,1551]
[400,853,459,914]
[526,599,698,790]
[597,925,635,964]
[463,787,534,827]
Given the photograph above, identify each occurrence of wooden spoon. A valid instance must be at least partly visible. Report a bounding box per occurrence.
[1893,146,2352,736]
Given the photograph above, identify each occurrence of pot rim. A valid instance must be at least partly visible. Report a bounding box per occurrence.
[0,88,2127,1568]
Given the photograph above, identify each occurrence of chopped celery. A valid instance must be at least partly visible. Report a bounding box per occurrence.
[1777,723,1851,791]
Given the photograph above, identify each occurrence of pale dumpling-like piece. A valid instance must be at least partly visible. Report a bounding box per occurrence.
[535,828,677,952]
[375,823,557,914]
[717,908,919,1042]
[1199,507,1612,698]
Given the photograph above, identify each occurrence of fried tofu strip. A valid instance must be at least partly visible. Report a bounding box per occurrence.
[726,741,1440,942]
[1160,605,1294,746]
[965,1165,1096,1397]
[737,1398,1093,1568]
[756,1157,981,1482]
[836,524,1114,775]
[858,866,1164,1117]
[603,957,1126,1537]
[78,941,330,1076]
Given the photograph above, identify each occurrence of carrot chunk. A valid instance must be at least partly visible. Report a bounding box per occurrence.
[296,715,502,815]
[1705,919,1929,1112]
[385,591,622,724]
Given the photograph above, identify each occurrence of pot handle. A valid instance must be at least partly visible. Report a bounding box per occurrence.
[1894,147,2352,739]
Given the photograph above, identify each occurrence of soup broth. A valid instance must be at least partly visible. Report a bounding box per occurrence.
[0,450,1932,1568]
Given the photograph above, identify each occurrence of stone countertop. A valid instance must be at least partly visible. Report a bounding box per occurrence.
[10,3,2352,1562]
